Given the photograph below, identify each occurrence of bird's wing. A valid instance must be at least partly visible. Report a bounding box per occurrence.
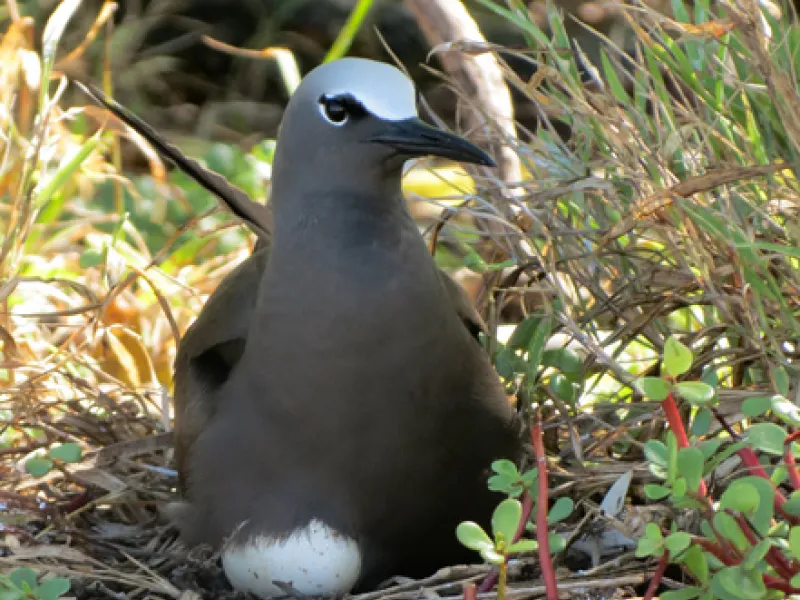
[438,269,488,339]
[171,246,268,492]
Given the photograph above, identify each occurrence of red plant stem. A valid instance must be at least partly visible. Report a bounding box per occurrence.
[692,537,738,565]
[784,432,800,490]
[662,392,708,496]
[663,392,690,447]
[643,551,670,600]
[711,407,795,521]
[763,575,800,594]
[532,421,558,600]
[732,512,796,580]
[735,446,796,521]
[514,491,533,542]
[462,583,477,600]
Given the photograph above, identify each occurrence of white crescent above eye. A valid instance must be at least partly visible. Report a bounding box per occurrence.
[302,58,418,122]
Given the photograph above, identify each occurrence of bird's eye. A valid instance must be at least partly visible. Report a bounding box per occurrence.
[319,95,349,125]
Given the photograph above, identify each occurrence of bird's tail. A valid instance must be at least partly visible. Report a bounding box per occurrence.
[75,81,272,241]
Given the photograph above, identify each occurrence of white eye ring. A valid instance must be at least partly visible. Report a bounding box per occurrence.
[319,96,349,126]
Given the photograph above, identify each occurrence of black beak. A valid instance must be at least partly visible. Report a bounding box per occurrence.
[369,118,496,167]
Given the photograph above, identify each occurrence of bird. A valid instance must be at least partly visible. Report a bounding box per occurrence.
[79,58,524,599]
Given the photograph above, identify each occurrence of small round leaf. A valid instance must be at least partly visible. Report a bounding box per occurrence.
[661,588,701,600]
[492,498,522,543]
[665,532,692,556]
[672,381,715,405]
[25,457,54,478]
[742,396,773,418]
[49,443,82,463]
[480,548,505,565]
[635,377,671,401]
[644,484,671,500]
[456,522,494,553]
[547,497,574,524]
[790,526,800,560]
[9,568,38,591]
[745,422,787,456]
[677,447,704,494]
[663,336,693,378]
[720,482,760,514]
[506,539,537,554]
[33,578,70,600]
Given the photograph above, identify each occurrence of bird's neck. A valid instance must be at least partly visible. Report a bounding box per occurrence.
[268,172,411,254]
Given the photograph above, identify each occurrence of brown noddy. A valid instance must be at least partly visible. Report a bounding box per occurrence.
[80,58,523,599]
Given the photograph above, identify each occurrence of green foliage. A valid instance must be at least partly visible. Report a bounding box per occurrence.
[25,442,84,477]
[487,459,537,498]
[456,498,538,565]
[0,568,70,600]
[637,334,800,598]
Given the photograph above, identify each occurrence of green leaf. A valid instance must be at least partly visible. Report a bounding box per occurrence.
[698,438,723,461]
[644,440,668,466]
[714,512,748,552]
[79,249,104,269]
[636,536,662,558]
[33,578,70,600]
[547,497,574,524]
[665,532,692,556]
[550,373,577,402]
[9,568,38,592]
[713,565,767,600]
[480,548,505,565]
[672,381,715,405]
[672,477,687,498]
[526,317,555,382]
[506,539,537,554]
[784,491,800,516]
[721,478,775,536]
[771,395,800,427]
[644,484,671,500]
[663,336,693,377]
[456,522,494,553]
[645,522,663,542]
[666,432,679,485]
[661,588,701,600]
[720,482,760,514]
[25,457,54,478]
[492,498,523,544]
[0,588,25,600]
[677,447,704,493]
[540,347,582,377]
[635,376,671,401]
[600,49,631,105]
[789,526,800,560]
[742,396,773,418]
[490,459,520,478]
[682,544,710,585]
[742,538,772,572]
[745,422,787,456]
[48,443,82,463]
[691,408,712,436]
[771,365,790,396]
[548,533,566,553]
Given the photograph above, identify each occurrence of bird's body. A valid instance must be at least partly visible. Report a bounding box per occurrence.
[81,58,523,599]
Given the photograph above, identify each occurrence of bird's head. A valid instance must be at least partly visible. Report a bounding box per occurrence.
[273,58,495,190]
